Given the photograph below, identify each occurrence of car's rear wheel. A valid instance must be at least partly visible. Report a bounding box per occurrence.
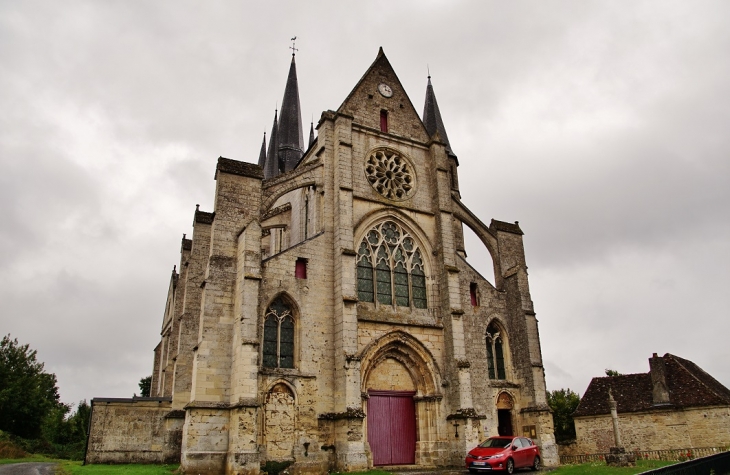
[506,458,514,474]
[531,455,540,471]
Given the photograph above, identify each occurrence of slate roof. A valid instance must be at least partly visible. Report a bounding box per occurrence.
[216,156,264,180]
[257,132,267,168]
[423,76,455,158]
[277,54,304,173]
[264,110,279,179]
[574,353,730,417]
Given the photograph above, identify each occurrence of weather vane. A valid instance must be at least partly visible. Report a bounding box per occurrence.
[290,36,298,56]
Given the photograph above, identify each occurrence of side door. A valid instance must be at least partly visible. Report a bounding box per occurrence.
[510,437,525,467]
[519,438,536,467]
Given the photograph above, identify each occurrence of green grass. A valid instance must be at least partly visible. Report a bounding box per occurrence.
[549,459,677,474]
[58,461,179,475]
[330,471,393,475]
[0,455,67,465]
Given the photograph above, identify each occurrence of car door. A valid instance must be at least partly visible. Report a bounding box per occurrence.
[519,438,535,467]
[510,437,525,467]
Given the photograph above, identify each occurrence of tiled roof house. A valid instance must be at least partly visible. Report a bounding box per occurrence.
[571,353,730,454]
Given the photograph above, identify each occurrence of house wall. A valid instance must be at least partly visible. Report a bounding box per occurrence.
[573,406,730,454]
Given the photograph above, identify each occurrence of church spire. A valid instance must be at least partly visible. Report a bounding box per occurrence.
[423,75,455,158]
[264,110,279,179]
[309,119,315,148]
[277,53,304,173]
[257,132,267,168]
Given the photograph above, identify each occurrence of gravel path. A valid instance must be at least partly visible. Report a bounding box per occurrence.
[0,463,57,475]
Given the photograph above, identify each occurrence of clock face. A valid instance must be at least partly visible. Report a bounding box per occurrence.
[378,83,393,98]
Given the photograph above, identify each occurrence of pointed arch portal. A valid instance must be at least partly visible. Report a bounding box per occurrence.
[360,331,442,466]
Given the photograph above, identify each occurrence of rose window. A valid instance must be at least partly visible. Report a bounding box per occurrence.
[365,149,415,201]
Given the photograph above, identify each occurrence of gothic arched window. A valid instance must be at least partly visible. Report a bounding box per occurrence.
[356,221,427,309]
[263,297,294,368]
[486,322,506,380]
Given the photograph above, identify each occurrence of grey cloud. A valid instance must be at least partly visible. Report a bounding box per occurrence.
[1,1,728,406]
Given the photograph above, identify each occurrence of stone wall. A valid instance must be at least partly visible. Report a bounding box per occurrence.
[573,406,730,454]
[86,398,183,464]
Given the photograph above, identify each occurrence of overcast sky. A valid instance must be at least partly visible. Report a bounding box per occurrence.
[1,1,729,408]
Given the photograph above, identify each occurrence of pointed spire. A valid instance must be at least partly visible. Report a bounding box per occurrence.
[309,119,315,148]
[423,75,455,157]
[277,54,304,173]
[264,110,279,179]
[257,132,267,168]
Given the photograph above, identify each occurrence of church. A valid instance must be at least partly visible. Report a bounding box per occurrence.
[85,47,557,474]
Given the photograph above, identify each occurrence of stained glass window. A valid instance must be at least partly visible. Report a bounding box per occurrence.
[263,297,295,369]
[357,242,374,303]
[486,340,496,379]
[355,221,428,309]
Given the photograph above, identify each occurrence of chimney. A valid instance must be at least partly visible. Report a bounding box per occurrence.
[649,353,670,405]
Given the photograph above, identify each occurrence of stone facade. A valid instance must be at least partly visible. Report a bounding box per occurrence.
[87,48,557,473]
[86,398,184,464]
[571,353,730,455]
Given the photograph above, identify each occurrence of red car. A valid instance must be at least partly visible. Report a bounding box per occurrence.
[466,436,541,473]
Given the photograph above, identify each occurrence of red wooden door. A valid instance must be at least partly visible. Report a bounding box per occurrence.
[367,390,416,465]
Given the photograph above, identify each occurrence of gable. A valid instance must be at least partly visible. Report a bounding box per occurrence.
[337,48,430,144]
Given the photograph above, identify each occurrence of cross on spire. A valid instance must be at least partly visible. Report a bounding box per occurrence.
[290,36,298,56]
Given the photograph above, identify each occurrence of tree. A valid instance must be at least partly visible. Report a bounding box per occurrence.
[0,335,62,439]
[605,369,622,377]
[547,388,580,443]
[139,375,152,397]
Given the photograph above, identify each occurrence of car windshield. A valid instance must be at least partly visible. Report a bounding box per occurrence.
[478,438,513,448]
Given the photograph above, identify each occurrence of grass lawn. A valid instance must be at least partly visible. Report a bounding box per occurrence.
[548,459,677,474]
[57,461,179,475]
[0,455,67,465]
[331,471,394,475]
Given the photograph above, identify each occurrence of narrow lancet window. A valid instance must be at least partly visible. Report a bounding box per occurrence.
[263,297,295,369]
[486,322,506,380]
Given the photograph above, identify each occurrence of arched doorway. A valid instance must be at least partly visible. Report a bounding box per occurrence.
[360,331,442,467]
[496,392,514,436]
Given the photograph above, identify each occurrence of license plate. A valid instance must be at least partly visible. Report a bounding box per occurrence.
[472,462,487,466]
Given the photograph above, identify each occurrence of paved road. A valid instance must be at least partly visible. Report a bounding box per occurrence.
[0,463,57,475]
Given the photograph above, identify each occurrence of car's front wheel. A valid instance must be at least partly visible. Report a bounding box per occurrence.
[531,456,540,471]
[506,458,514,474]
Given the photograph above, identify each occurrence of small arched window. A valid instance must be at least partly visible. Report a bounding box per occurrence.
[486,322,506,380]
[263,297,294,368]
[356,221,427,308]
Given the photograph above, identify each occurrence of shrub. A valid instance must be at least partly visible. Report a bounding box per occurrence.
[261,460,293,475]
[0,440,28,459]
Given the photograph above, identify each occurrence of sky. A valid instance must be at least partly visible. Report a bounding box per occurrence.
[1,1,729,408]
